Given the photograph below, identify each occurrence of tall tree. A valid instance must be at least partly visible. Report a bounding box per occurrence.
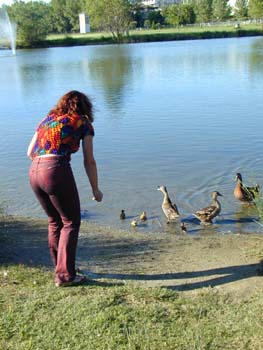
[164,4,195,26]
[130,1,145,28]
[178,3,196,25]
[163,5,180,27]
[234,0,248,20]
[85,0,131,42]
[193,0,213,23]
[249,0,263,20]
[147,9,164,26]
[50,0,69,33]
[212,0,231,21]
[7,1,49,46]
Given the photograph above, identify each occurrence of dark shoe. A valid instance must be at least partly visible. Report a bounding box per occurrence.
[55,275,87,287]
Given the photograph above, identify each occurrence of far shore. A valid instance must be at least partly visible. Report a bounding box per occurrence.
[15,24,263,49]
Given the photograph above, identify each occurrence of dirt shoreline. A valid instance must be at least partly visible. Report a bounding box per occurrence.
[1,215,263,296]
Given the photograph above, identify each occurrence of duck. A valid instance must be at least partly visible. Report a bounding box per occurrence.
[140,211,147,221]
[234,173,260,203]
[193,191,223,224]
[180,222,187,234]
[120,209,126,220]
[157,185,180,223]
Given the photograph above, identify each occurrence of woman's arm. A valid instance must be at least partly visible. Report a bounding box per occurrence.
[82,135,103,202]
[27,132,38,160]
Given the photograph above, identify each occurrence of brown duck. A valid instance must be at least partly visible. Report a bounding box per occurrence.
[193,191,223,224]
[157,185,180,223]
[180,222,187,234]
[140,211,147,221]
[234,173,260,203]
[120,210,126,220]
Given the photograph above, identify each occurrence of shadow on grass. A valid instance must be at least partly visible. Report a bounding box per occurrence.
[0,217,51,267]
[0,217,161,270]
[86,263,263,291]
[77,278,125,288]
[54,278,125,288]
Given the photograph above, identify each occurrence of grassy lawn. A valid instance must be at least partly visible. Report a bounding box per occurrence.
[12,23,262,48]
[1,264,263,350]
[46,23,262,39]
[39,24,263,49]
[1,216,263,349]
[47,31,111,40]
[130,23,262,35]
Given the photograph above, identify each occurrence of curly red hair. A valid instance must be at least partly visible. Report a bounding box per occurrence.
[48,91,94,122]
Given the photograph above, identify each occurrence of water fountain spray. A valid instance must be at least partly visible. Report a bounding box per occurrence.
[0,6,17,55]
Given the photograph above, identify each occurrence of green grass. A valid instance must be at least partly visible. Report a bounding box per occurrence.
[1,265,263,350]
[15,23,262,49]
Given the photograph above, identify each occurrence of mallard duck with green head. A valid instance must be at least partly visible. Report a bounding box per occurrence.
[234,173,260,203]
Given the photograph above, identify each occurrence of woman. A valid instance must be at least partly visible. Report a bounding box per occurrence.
[27,91,103,287]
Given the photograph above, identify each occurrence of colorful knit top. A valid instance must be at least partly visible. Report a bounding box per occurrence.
[32,113,94,159]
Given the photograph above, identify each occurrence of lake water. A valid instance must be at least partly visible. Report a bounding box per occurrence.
[1,37,263,234]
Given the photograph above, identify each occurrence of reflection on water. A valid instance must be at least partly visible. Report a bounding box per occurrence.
[1,37,263,234]
[83,46,136,113]
[249,38,263,77]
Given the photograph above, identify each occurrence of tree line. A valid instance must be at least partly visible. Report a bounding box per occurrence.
[4,0,263,46]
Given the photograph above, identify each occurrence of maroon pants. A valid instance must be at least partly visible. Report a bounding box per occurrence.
[29,156,81,284]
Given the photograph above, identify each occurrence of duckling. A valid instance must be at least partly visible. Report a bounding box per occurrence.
[180,222,187,234]
[130,219,138,227]
[193,191,223,224]
[120,209,126,220]
[234,173,260,203]
[140,211,147,221]
[157,185,180,223]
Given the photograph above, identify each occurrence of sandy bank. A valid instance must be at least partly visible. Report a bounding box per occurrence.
[1,215,263,296]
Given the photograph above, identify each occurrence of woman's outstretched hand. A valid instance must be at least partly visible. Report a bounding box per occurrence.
[92,189,103,202]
